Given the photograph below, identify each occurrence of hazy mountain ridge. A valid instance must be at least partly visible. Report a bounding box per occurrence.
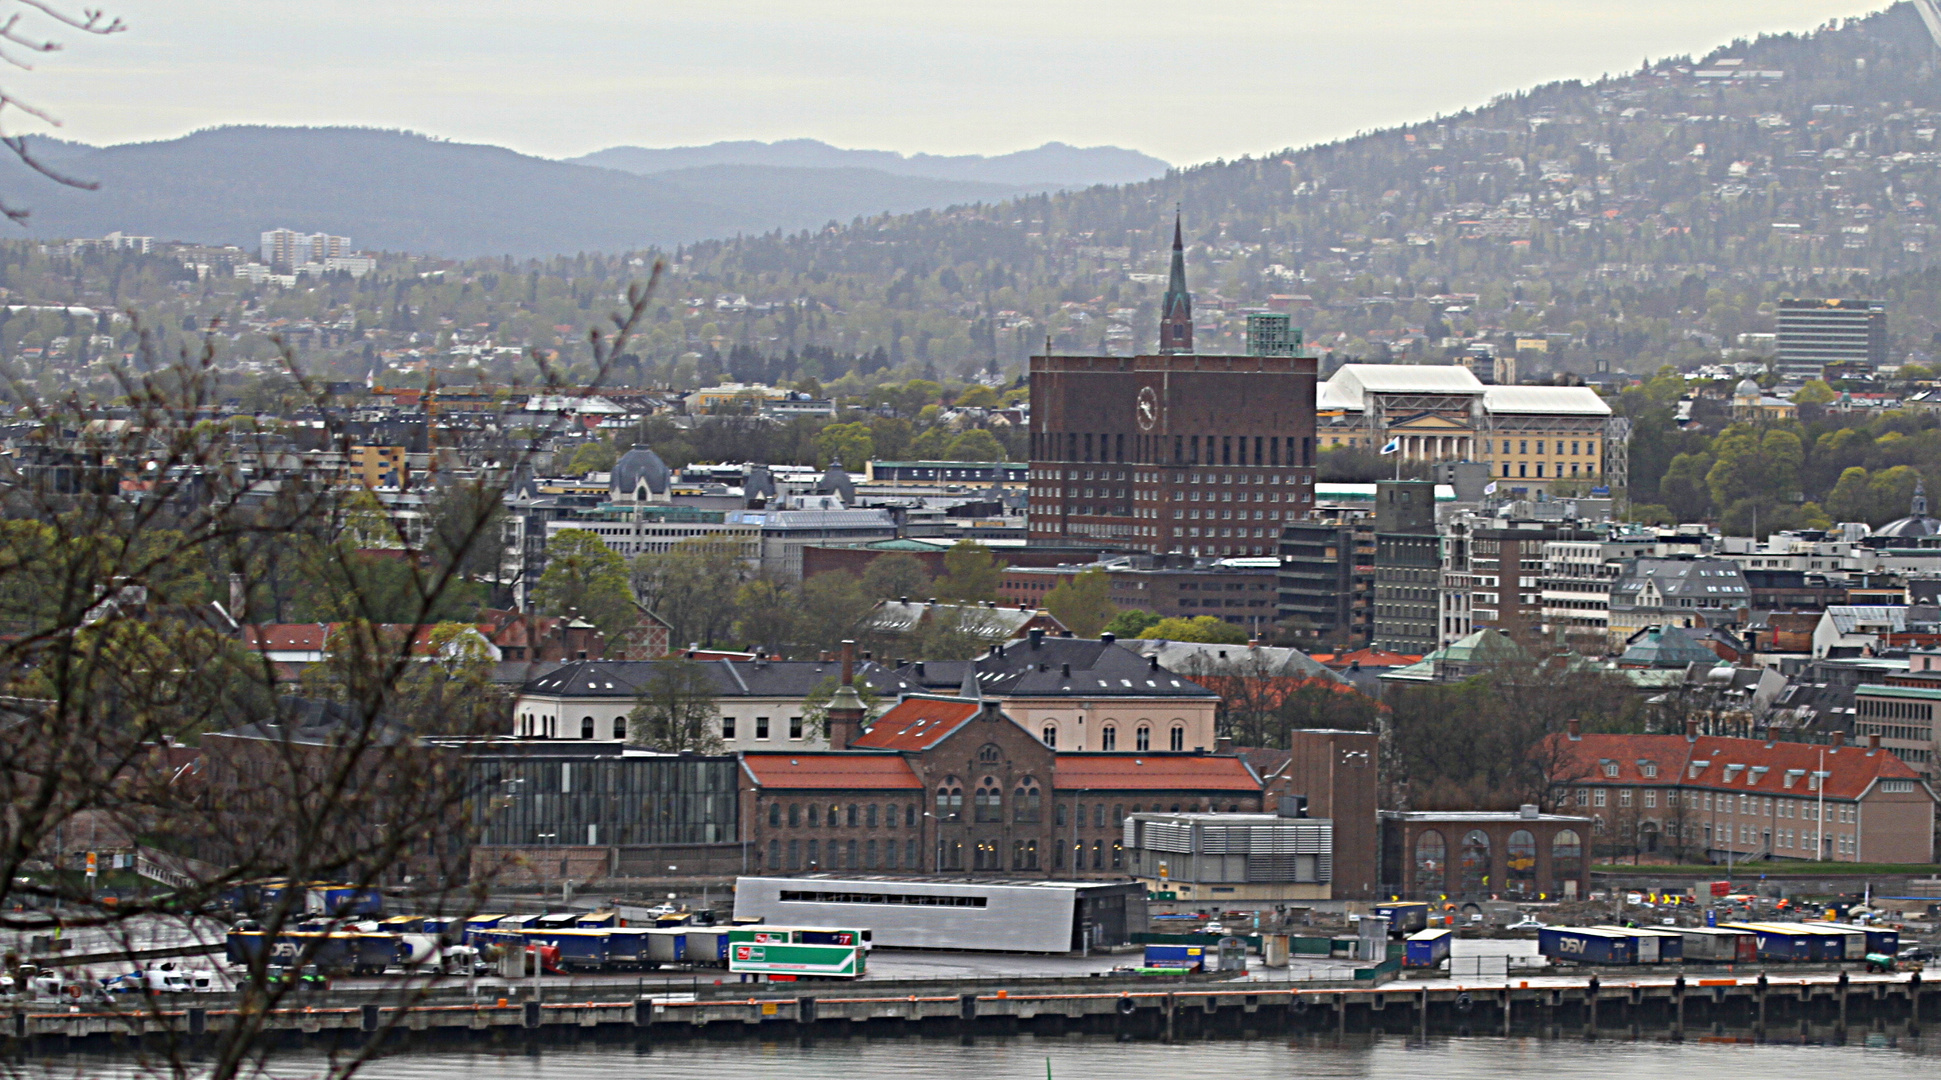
[570,139,1171,189]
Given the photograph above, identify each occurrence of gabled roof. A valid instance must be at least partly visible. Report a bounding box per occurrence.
[1054,753,1262,792]
[850,696,986,751]
[1123,639,1343,683]
[1326,364,1484,408]
[888,637,1219,700]
[520,658,898,699]
[741,753,922,790]
[1482,385,1612,416]
[1546,732,1930,801]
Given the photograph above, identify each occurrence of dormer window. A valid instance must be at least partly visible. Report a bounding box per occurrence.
[1602,761,1619,778]
[1640,761,1658,779]
[1783,769,1805,789]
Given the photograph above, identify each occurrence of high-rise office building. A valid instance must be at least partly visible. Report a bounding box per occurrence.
[1776,298,1886,378]
[1027,219,1318,557]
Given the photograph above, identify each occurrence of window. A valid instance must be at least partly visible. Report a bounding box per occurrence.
[1644,790,1657,808]
[1551,830,1582,893]
[789,716,804,740]
[847,804,859,827]
[787,839,800,870]
[1136,725,1151,752]
[788,803,800,828]
[1056,802,1068,827]
[907,804,918,828]
[768,803,780,827]
[936,779,962,821]
[1593,789,1607,807]
[612,715,626,741]
[1460,830,1491,894]
[1042,724,1057,748]
[1575,788,1588,806]
[866,804,879,828]
[722,716,737,739]
[1101,725,1118,751]
[865,839,878,869]
[1111,841,1124,869]
[1170,726,1185,752]
[1014,778,1042,823]
[974,779,1003,823]
[1414,830,1447,892]
[755,716,770,740]
[581,716,595,739]
[1618,789,1632,808]
[807,804,819,827]
[768,840,780,869]
[1506,829,1537,896]
[978,743,1002,764]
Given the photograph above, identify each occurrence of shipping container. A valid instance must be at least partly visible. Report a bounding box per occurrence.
[604,928,648,968]
[642,926,688,965]
[1403,928,1453,968]
[1143,944,1205,970]
[461,915,507,945]
[1538,927,1637,965]
[1792,924,1866,960]
[1374,903,1430,936]
[526,929,609,970]
[1591,926,1683,963]
[684,928,729,967]
[535,913,582,931]
[576,910,619,928]
[1820,922,1898,955]
[1722,923,1815,961]
[1676,926,1756,963]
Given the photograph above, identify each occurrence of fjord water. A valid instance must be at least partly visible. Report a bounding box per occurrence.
[52,1033,1941,1080]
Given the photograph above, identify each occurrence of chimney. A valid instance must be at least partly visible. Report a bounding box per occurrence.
[1830,731,1845,749]
[1101,632,1116,644]
[1567,718,1581,741]
[1029,627,1045,649]
[1148,655,1160,670]
[1868,733,1881,753]
[825,639,867,750]
[1519,804,1539,819]
[1215,736,1233,754]
[1060,663,1071,678]
[1685,717,1698,742]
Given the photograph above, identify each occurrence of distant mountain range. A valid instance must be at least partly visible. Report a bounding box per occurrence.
[570,139,1171,189]
[0,128,1169,257]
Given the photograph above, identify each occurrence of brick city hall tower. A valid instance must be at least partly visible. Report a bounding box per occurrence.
[1027,216,1319,557]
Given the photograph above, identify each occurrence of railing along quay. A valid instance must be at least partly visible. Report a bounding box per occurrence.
[6,969,1931,1054]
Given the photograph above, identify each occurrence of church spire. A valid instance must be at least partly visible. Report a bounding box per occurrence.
[1916,477,1929,518]
[1158,212,1193,354]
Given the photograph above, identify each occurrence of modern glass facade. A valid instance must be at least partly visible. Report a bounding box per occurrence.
[471,752,738,848]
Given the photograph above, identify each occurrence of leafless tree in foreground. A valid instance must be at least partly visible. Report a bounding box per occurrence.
[0,270,658,1079]
[0,1,125,223]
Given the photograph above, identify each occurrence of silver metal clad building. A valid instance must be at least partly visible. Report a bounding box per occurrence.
[732,876,1146,953]
[1124,812,1334,901]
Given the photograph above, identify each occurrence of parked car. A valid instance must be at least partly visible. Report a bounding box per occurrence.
[1505,918,1545,931]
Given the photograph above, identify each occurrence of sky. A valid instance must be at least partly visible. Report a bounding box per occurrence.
[11,0,1902,167]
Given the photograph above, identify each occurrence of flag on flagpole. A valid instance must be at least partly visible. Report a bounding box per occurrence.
[1379,438,1400,455]
[1484,481,1498,495]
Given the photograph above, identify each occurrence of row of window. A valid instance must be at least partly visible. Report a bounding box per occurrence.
[1042,724,1185,751]
[1494,439,1598,456]
[763,837,1130,874]
[1498,462,1598,478]
[1413,827,1582,897]
[1575,788,1856,822]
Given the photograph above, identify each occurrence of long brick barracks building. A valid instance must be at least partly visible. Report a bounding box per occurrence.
[1027,216,1319,557]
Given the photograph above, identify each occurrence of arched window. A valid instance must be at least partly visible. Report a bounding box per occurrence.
[1041,724,1057,748]
[611,715,626,741]
[936,777,963,822]
[581,716,595,739]
[788,803,800,827]
[768,803,780,828]
[978,743,1002,764]
[1169,725,1185,752]
[1013,777,1042,823]
[1460,829,1492,895]
[1551,829,1583,896]
[1506,829,1537,897]
[806,804,819,827]
[1135,725,1151,752]
[1414,830,1447,893]
[974,778,1003,823]
[1101,725,1118,751]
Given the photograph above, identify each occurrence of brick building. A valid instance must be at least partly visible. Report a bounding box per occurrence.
[1027,228,1318,557]
[1380,808,1596,901]
[999,556,1280,631]
[738,689,1266,880]
[1544,721,1936,864]
[1238,728,1380,898]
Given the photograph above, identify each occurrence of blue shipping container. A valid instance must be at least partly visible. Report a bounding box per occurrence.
[1403,928,1452,968]
[1723,924,1813,961]
[1375,903,1430,936]
[1538,927,1636,965]
[1143,944,1205,970]
[1822,923,1898,955]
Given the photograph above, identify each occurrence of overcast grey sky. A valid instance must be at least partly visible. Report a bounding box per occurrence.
[19,0,1894,165]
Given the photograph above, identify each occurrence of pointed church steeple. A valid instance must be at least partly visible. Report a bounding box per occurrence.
[1158,212,1193,354]
[1916,478,1929,518]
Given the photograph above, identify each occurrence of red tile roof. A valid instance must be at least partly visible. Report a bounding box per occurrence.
[740,753,922,790]
[1054,753,1262,792]
[241,624,329,650]
[850,697,983,751]
[1546,733,1930,801]
[1322,648,1421,668]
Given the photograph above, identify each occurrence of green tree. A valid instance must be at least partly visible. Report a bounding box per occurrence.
[935,540,1005,602]
[813,421,874,467]
[796,571,874,656]
[533,528,635,646]
[1136,615,1249,644]
[1869,465,1923,524]
[944,428,1005,462]
[1103,608,1162,638]
[1826,466,1873,523]
[1661,451,1714,521]
[630,537,749,648]
[802,673,883,742]
[859,551,932,600]
[1043,569,1116,638]
[566,440,617,477]
[627,660,724,753]
[1793,379,1837,405]
[732,577,798,654]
